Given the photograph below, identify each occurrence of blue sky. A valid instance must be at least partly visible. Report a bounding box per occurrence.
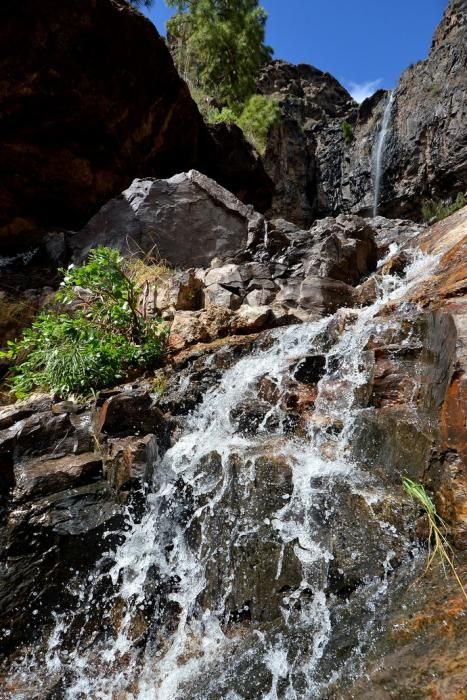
[143,0,447,102]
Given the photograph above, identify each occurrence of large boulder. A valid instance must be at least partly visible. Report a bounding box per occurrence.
[70,170,265,268]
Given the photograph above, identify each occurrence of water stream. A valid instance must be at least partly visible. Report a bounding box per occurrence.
[373,92,394,217]
[7,247,437,699]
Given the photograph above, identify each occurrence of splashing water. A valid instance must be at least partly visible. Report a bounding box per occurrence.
[373,91,394,217]
[6,248,438,699]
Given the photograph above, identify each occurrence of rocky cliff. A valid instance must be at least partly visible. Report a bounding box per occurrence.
[1,188,466,695]
[0,0,272,257]
[260,0,467,225]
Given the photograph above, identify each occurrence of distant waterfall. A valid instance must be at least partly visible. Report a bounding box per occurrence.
[373,91,394,217]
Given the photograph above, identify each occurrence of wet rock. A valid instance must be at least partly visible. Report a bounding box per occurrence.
[0,411,93,464]
[197,449,302,623]
[230,399,277,435]
[0,481,123,653]
[70,171,266,268]
[353,310,457,482]
[329,555,467,700]
[354,276,378,307]
[104,434,159,496]
[13,452,102,502]
[97,389,166,439]
[381,250,410,277]
[294,355,327,384]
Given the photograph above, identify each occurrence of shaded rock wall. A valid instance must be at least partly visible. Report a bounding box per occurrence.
[0,0,273,257]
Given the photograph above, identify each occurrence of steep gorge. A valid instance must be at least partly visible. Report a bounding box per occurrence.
[0,1,466,698]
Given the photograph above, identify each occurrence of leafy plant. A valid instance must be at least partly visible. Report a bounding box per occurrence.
[0,247,168,399]
[403,478,466,600]
[341,120,354,145]
[237,95,280,154]
[421,192,466,223]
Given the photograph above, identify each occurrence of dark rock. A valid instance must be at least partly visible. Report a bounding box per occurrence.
[202,122,274,213]
[294,355,326,384]
[70,171,265,268]
[104,434,159,496]
[13,452,102,502]
[97,389,166,440]
[0,0,205,255]
[259,2,467,224]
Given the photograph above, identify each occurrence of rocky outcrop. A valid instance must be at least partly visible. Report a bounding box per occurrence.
[0,0,273,260]
[70,170,265,268]
[0,0,202,255]
[260,0,467,225]
[258,61,355,226]
[382,0,467,217]
[0,385,169,653]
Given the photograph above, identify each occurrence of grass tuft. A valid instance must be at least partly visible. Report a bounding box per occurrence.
[403,478,466,600]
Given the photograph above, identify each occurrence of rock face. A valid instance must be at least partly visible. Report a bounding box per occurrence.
[258,61,355,226]
[0,0,202,254]
[0,0,273,258]
[0,208,466,698]
[382,0,467,217]
[0,385,169,653]
[70,170,265,267]
[260,0,467,225]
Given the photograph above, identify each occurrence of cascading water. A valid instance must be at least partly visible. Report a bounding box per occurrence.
[373,91,394,217]
[5,247,438,699]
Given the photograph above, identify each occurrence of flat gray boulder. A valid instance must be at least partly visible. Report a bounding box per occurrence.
[69,170,265,268]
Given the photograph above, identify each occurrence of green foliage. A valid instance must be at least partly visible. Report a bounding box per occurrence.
[208,107,239,125]
[206,95,279,154]
[167,0,272,111]
[237,94,280,154]
[0,248,167,399]
[403,478,466,600]
[421,192,466,223]
[341,120,354,145]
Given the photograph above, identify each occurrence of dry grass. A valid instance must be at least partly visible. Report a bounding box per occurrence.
[0,293,40,345]
[124,257,171,288]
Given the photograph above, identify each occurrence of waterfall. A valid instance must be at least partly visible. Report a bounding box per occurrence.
[5,248,438,699]
[373,91,394,217]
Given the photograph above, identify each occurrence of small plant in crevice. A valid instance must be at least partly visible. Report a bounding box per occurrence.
[341,120,354,146]
[403,478,467,600]
[0,247,168,400]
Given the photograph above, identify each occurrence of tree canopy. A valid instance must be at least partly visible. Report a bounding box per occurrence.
[166,0,272,111]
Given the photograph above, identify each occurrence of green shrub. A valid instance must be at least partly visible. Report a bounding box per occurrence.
[237,94,280,154]
[341,120,353,145]
[207,106,239,125]
[421,192,466,223]
[0,247,167,399]
[205,94,279,155]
